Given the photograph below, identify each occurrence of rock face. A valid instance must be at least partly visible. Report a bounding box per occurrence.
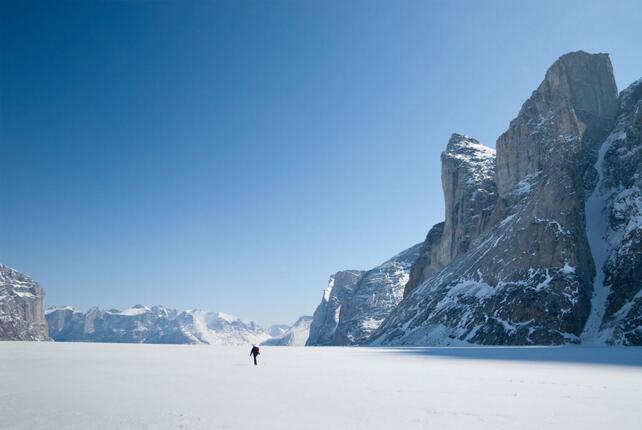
[45,305,272,345]
[262,315,312,346]
[306,270,364,346]
[306,244,421,346]
[496,52,618,196]
[371,51,624,346]
[0,264,49,341]
[405,134,497,298]
[332,244,422,345]
[583,78,642,345]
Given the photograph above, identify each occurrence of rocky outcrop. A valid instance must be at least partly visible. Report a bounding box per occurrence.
[0,264,49,341]
[583,78,642,345]
[404,223,445,297]
[306,244,421,346]
[371,51,621,346]
[45,305,271,345]
[262,315,312,346]
[405,134,497,297]
[306,270,364,346]
[332,244,422,345]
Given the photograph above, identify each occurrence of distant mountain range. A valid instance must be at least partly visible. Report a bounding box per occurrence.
[46,304,316,345]
[45,305,274,345]
[0,263,308,345]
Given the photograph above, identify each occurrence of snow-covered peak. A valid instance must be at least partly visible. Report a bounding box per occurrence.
[114,304,151,316]
[442,134,496,187]
[175,310,270,346]
[268,324,290,337]
[215,311,239,323]
[445,133,495,158]
[45,306,76,315]
[262,315,312,346]
[0,264,37,288]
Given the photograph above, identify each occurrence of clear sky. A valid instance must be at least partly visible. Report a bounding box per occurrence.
[1,0,641,326]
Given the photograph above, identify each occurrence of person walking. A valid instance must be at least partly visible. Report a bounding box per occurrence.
[250,345,260,366]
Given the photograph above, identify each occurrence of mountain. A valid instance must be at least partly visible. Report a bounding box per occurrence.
[46,305,271,345]
[306,244,421,346]
[306,270,364,346]
[370,51,642,346]
[582,78,642,345]
[267,324,290,338]
[173,310,271,345]
[262,315,312,346]
[0,264,49,341]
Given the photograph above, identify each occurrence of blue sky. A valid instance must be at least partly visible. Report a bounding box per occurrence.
[1,0,641,325]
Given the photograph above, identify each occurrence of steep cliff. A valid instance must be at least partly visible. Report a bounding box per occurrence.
[306,270,364,346]
[371,51,620,346]
[405,134,497,297]
[0,264,49,341]
[582,78,642,345]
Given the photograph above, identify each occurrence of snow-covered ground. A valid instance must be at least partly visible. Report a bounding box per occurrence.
[1,343,641,430]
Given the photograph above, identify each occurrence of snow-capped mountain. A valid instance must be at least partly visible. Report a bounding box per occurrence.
[581,78,642,345]
[306,270,364,346]
[267,324,290,338]
[306,244,421,346]
[0,264,49,341]
[371,51,642,346]
[172,310,271,345]
[262,315,312,346]
[46,305,271,345]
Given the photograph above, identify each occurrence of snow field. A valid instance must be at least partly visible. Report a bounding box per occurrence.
[1,342,641,430]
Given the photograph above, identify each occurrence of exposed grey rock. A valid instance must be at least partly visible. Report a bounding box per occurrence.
[306,243,421,346]
[405,134,497,298]
[306,270,364,346]
[333,244,422,345]
[262,316,312,346]
[404,222,445,298]
[0,264,49,341]
[45,305,271,345]
[496,51,618,196]
[582,78,642,345]
[371,51,620,346]
[439,134,498,262]
[45,306,87,340]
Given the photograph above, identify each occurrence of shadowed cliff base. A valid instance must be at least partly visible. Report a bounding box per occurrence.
[381,346,642,367]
